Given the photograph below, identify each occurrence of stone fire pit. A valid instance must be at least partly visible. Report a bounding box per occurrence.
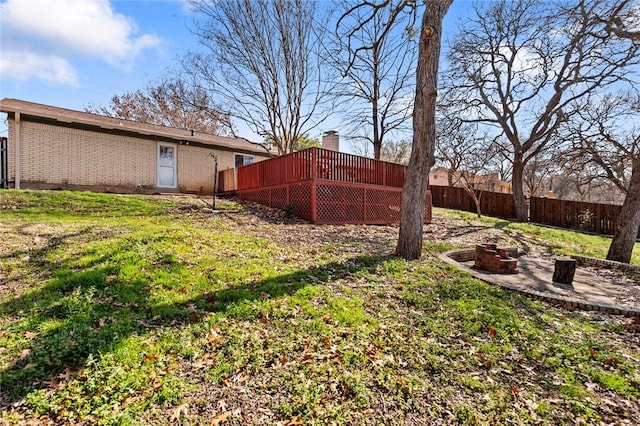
[474,243,519,274]
[441,247,640,318]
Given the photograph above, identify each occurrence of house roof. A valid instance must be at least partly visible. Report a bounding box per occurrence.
[0,98,273,156]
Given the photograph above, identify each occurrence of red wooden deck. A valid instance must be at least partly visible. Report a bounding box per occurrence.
[218,148,431,225]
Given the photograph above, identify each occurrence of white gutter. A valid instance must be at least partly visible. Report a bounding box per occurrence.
[15,112,20,189]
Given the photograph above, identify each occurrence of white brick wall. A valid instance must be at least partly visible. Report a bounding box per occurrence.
[7,117,268,192]
[177,145,236,193]
[19,121,155,187]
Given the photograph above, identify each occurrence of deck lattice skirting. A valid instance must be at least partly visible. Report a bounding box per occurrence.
[225,148,432,225]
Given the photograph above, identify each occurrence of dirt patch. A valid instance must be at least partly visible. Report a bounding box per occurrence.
[169,196,640,311]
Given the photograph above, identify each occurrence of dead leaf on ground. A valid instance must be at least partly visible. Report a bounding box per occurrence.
[144,353,158,362]
[211,411,231,425]
[208,329,222,346]
[171,403,189,423]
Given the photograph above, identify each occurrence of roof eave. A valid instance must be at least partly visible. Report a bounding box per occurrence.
[1,101,271,156]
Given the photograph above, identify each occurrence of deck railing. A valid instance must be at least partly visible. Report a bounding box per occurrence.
[234,147,407,191]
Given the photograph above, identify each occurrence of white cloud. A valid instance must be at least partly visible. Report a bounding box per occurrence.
[0,0,161,84]
[490,45,548,82]
[626,1,640,32]
[176,0,194,14]
[0,49,78,86]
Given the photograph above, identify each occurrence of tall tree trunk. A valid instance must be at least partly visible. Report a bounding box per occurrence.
[607,159,640,263]
[373,101,381,159]
[396,0,453,260]
[373,49,382,160]
[471,190,482,218]
[512,150,529,222]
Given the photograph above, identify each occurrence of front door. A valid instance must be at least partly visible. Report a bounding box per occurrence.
[157,143,177,188]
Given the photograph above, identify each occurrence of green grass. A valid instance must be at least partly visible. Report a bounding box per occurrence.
[434,207,640,264]
[1,190,638,425]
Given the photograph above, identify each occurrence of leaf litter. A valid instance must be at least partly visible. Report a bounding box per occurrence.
[0,193,638,425]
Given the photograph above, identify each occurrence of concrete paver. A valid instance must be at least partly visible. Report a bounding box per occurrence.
[441,249,640,317]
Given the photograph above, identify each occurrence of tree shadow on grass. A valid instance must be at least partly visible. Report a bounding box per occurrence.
[0,226,94,261]
[0,228,97,295]
[440,224,497,240]
[0,231,390,407]
[493,220,511,229]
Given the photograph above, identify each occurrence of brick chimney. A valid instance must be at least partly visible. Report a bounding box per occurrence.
[322,130,339,152]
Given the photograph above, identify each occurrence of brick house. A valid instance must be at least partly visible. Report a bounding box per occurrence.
[429,166,512,193]
[0,98,273,193]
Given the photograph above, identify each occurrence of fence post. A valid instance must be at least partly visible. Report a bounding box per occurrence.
[530,197,536,223]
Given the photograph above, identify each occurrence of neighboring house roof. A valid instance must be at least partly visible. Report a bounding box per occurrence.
[430,167,512,190]
[0,98,274,157]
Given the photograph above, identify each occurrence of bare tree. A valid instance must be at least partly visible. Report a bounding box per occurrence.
[597,0,640,40]
[435,112,467,186]
[86,77,233,135]
[184,0,330,155]
[339,0,452,259]
[333,0,418,159]
[551,140,610,201]
[562,92,640,263]
[523,151,557,197]
[380,139,411,165]
[347,135,375,158]
[443,0,640,222]
[436,115,502,216]
[550,171,626,203]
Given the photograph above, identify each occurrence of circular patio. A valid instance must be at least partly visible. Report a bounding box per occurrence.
[440,248,640,318]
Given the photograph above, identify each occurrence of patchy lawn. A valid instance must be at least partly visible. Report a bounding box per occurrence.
[0,190,638,425]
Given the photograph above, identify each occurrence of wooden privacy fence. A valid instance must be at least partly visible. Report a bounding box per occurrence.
[217,168,236,193]
[431,184,636,238]
[530,197,638,238]
[430,185,517,220]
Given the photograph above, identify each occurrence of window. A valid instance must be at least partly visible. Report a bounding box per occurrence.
[235,154,254,167]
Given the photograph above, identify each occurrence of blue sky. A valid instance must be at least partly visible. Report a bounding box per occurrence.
[0,1,192,119]
[0,0,472,142]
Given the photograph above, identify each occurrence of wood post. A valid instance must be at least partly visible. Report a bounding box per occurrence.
[553,257,577,284]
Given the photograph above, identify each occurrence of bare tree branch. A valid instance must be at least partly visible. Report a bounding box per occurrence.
[86,76,233,135]
[331,0,418,158]
[184,0,333,155]
[442,0,640,221]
